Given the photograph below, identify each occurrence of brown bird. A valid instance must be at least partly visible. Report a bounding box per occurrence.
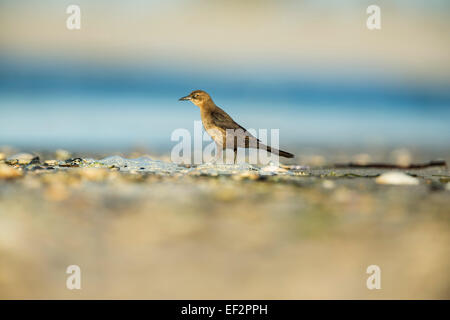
[179,90,294,163]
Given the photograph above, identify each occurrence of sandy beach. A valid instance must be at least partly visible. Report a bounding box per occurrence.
[1,149,449,299]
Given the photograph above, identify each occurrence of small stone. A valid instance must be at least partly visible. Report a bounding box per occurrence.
[5,159,18,165]
[27,165,47,171]
[287,165,309,170]
[260,163,288,175]
[0,164,23,179]
[44,160,59,166]
[60,157,83,167]
[55,149,71,160]
[375,172,419,185]
[6,153,39,165]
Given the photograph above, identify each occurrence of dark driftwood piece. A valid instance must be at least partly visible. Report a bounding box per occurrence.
[334,160,446,169]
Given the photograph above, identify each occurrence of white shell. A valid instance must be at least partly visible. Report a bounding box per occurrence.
[375,172,419,185]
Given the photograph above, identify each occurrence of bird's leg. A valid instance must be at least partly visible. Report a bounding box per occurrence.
[213,143,223,164]
[234,148,237,164]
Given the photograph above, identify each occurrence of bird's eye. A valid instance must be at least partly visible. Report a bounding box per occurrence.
[193,95,198,99]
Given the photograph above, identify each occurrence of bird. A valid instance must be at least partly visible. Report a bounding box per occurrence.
[179,90,294,163]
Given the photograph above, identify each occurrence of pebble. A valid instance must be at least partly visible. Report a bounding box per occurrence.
[375,172,419,185]
[44,160,59,166]
[287,165,310,170]
[6,153,39,165]
[260,163,288,175]
[60,158,83,167]
[0,164,23,179]
[233,171,260,181]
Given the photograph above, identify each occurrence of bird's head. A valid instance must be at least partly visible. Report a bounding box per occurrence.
[179,90,212,108]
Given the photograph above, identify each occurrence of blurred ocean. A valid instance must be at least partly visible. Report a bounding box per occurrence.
[1,55,449,151]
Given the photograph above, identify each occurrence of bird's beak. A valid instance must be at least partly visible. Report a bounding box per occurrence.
[178,95,191,101]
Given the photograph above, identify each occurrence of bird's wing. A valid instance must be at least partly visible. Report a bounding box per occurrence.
[211,109,261,148]
[210,110,243,130]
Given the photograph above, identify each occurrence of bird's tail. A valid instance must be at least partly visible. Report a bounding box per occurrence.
[264,145,294,158]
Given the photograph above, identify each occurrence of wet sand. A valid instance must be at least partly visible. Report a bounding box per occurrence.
[0,150,449,299]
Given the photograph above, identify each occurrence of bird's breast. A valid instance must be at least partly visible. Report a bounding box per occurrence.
[201,113,225,145]
[205,126,225,143]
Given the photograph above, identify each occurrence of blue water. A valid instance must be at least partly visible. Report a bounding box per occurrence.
[1,56,449,151]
